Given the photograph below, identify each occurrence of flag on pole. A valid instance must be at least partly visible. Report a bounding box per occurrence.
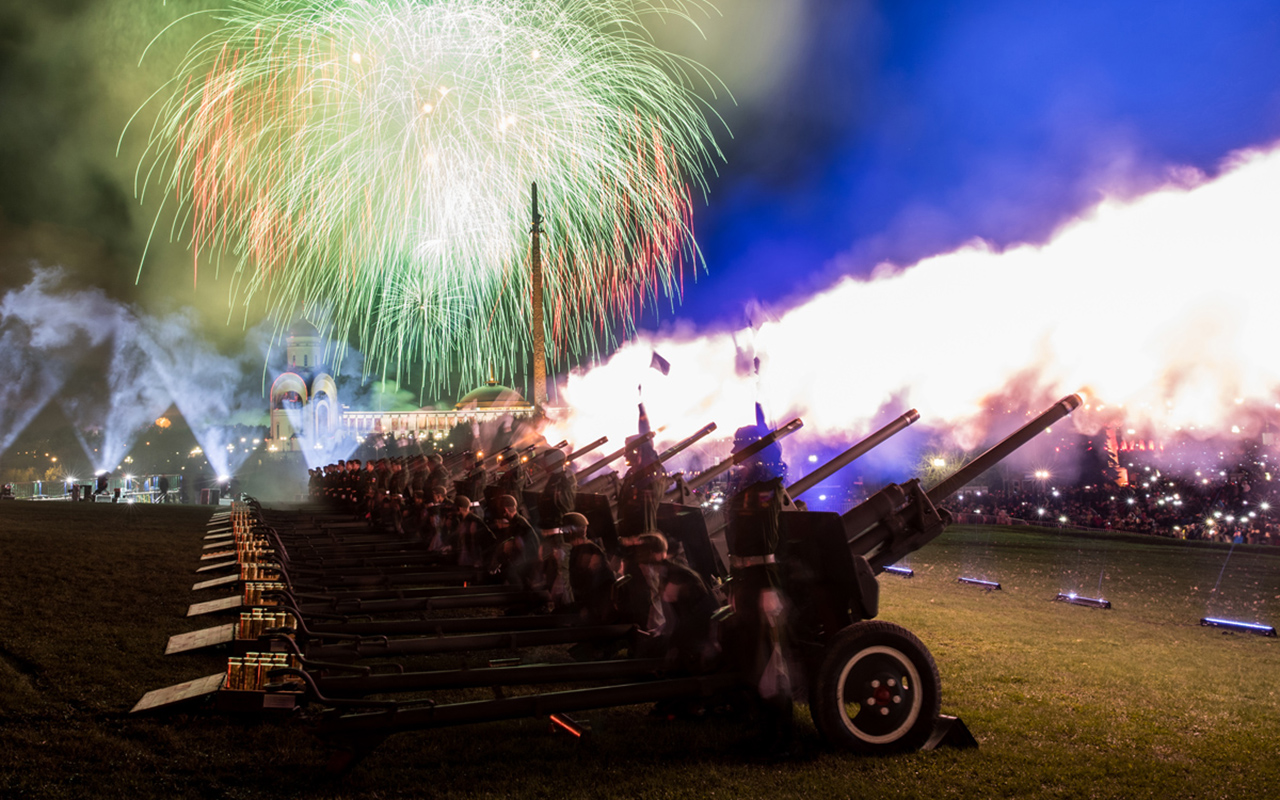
[649,350,671,375]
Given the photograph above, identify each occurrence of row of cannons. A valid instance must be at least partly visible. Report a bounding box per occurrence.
[133,394,1083,769]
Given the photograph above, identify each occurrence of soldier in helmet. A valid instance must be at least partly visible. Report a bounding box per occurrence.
[563,512,613,623]
[426,452,452,499]
[489,494,543,594]
[729,403,787,494]
[451,494,496,568]
[617,403,666,541]
[537,446,577,533]
[723,476,794,750]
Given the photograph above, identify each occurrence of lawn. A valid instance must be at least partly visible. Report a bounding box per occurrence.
[1,501,1277,799]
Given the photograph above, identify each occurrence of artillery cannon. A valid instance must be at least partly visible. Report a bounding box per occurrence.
[299,396,1079,756]
[527,435,609,492]
[772,394,1082,750]
[142,393,1081,769]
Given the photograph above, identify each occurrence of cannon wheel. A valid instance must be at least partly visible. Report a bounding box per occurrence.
[812,620,940,753]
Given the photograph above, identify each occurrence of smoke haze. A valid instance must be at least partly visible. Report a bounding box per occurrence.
[550,142,1280,480]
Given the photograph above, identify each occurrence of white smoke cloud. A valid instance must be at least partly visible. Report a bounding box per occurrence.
[0,267,271,479]
[549,141,1280,466]
[0,267,121,458]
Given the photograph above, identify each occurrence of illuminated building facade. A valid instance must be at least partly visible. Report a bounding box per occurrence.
[267,321,340,451]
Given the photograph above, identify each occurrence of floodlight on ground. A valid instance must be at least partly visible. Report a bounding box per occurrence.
[1199,617,1277,636]
[957,577,1001,590]
[1055,592,1111,609]
[884,565,914,578]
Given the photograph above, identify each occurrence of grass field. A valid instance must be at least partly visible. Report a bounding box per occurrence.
[1,501,1278,799]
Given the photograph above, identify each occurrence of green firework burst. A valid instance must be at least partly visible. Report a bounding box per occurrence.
[133,0,725,390]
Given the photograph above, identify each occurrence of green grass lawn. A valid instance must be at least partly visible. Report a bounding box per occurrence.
[1,502,1277,799]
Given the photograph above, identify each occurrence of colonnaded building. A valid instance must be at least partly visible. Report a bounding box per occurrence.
[266,321,535,452]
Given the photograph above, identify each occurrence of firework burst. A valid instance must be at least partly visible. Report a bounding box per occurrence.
[133,0,723,390]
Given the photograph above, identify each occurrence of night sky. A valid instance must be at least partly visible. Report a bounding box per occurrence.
[3,0,1280,364]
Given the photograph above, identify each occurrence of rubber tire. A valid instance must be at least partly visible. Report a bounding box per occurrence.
[812,620,941,753]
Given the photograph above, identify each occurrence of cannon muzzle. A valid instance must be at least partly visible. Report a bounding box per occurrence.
[653,422,717,465]
[580,423,716,495]
[477,445,514,466]
[528,439,601,490]
[565,436,608,463]
[926,393,1082,504]
[843,393,1083,573]
[498,443,542,473]
[667,418,804,499]
[575,431,655,482]
[787,409,919,499]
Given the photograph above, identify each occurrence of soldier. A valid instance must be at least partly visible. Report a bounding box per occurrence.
[723,477,794,750]
[409,456,430,503]
[537,447,577,533]
[659,559,718,673]
[343,459,362,509]
[494,453,530,518]
[452,495,497,569]
[357,459,377,517]
[419,484,450,551]
[490,494,542,592]
[614,532,670,651]
[617,404,666,540]
[541,526,574,611]
[564,512,614,623]
[729,403,787,495]
[386,459,409,533]
[455,452,488,513]
[426,453,452,499]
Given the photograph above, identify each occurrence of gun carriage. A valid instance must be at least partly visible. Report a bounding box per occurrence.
[141,394,1082,768]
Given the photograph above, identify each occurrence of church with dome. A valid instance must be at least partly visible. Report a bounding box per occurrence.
[265,320,537,451]
[267,321,340,451]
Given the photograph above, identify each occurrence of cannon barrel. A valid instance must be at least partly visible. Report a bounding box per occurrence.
[529,438,601,491]
[574,431,654,481]
[527,440,569,463]
[565,436,608,463]
[652,422,717,465]
[787,410,919,499]
[842,393,1083,575]
[669,419,804,499]
[475,445,514,467]
[499,443,539,466]
[442,451,470,468]
[491,443,546,484]
[579,423,716,495]
[926,393,1082,504]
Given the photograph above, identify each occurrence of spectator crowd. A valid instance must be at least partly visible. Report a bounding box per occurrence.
[942,466,1278,545]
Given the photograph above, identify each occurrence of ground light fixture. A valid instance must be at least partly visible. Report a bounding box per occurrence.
[1054,592,1111,609]
[884,565,915,578]
[1199,617,1277,636]
[957,577,1001,590]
